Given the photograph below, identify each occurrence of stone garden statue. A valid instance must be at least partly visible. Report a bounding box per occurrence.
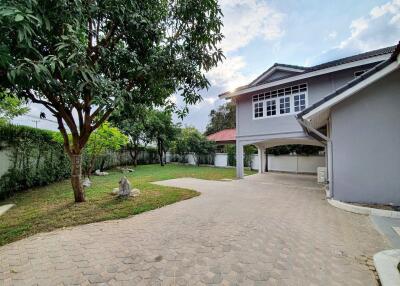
[112,176,140,197]
[118,176,131,196]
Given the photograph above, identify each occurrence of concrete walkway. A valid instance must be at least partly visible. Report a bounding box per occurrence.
[0,204,14,216]
[0,173,389,285]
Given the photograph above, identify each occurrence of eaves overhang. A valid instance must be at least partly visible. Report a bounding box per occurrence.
[298,42,400,127]
[219,53,390,100]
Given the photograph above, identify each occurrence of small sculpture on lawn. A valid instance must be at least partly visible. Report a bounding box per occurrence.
[82,178,91,188]
[95,169,109,176]
[112,176,140,197]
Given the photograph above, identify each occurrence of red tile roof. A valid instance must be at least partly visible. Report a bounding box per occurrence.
[206,128,236,143]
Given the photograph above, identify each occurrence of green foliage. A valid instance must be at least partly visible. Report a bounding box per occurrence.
[0,0,224,200]
[146,109,180,165]
[172,127,216,165]
[267,145,323,155]
[226,145,256,167]
[0,0,224,132]
[0,124,70,198]
[205,102,236,136]
[85,122,128,158]
[226,145,236,167]
[0,90,29,124]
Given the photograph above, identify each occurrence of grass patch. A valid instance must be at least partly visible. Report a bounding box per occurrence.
[0,164,255,246]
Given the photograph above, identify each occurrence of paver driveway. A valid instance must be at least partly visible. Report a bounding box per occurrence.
[0,173,389,286]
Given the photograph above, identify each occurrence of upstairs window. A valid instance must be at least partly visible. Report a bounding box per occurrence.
[294,94,306,112]
[279,97,291,114]
[252,83,307,119]
[254,102,264,118]
[266,99,276,117]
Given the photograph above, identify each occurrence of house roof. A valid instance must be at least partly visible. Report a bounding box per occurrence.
[249,63,307,86]
[219,44,397,99]
[206,128,236,143]
[298,41,400,122]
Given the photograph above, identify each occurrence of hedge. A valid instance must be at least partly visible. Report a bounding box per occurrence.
[0,124,160,199]
[0,124,70,199]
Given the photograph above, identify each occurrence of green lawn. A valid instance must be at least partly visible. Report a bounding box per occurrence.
[0,164,255,246]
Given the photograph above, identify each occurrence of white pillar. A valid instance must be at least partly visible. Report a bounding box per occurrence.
[236,141,244,178]
[257,146,264,173]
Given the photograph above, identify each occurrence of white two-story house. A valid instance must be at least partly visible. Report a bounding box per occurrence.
[219,42,400,206]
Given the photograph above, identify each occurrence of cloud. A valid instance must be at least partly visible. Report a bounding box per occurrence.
[327,31,338,40]
[219,0,285,53]
[308,0,400,65]
[206,56,257,91]
[205,0,285,91]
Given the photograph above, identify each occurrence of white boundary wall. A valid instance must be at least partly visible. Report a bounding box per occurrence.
[214,153,228,167]
[251,154,325,174]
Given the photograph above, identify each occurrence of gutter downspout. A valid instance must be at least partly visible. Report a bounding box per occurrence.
[296,116,334,199]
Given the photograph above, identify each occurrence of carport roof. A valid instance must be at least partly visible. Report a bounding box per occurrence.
[206,128,236,144]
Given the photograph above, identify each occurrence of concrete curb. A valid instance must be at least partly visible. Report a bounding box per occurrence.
[0,204,15,216]
[374,249,400,286]
[327,199,400,218]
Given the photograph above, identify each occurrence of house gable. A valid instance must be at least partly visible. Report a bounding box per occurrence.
[250,64,306,86]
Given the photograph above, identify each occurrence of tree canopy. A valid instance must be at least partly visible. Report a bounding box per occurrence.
[146,109,180,166]
[0,0,224,202]
[172,127,215,165]
[204,102,235,135]
[109,104,150,167]
[84,122,128,176]
[0,90,29,124]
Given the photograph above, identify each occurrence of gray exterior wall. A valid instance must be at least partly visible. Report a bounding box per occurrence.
[236,64,376,140]
[330,70,400,205]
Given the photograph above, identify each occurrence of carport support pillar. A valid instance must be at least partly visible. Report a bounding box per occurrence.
[257,146,266,174]
[236,141,244,179]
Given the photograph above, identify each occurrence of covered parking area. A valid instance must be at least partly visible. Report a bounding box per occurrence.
[236,132,325,178]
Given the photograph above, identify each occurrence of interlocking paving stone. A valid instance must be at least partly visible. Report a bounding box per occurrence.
[0,173,388,285]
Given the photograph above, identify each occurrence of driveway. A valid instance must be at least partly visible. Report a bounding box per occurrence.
[0,173,388,286]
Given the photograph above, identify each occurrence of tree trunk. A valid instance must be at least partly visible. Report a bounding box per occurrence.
[70,153,85,202]
[158,140,164,166]
[100,157,106,171]
[87,156,96,179]
[129,144,140,167]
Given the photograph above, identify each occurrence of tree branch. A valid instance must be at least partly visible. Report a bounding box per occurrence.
[56,115,72,156]
[91,108,113,131]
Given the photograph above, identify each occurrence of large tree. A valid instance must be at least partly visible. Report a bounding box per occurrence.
[172,127,215,165]
[204,102,235,135]
[0,0,223,202]
[109,104,150,167]
[146,109,180,166]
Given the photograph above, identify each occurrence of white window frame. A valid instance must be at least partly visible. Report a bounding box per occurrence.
[265,98,277,117]
[252,83,308,120]
[293,93,307,113]
[278,95,291,115]
[253,101,264,119]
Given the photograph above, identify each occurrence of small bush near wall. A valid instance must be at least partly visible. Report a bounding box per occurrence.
[226,145,256,167]
[226,145,236,166]
[197,154,214,165]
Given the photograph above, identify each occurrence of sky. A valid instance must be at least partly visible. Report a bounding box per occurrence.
[13,0,400,132]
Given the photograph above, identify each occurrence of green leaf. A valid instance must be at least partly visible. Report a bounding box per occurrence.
[14,14,24,22]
